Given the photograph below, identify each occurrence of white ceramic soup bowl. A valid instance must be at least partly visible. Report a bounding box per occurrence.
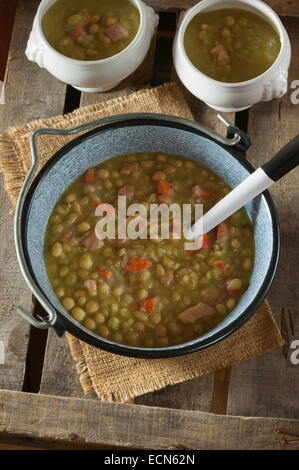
[173,0,291,112]
[26,0,158,92]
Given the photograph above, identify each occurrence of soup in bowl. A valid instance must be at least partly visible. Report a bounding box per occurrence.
[42,0,140,61]
[184,8,281,83]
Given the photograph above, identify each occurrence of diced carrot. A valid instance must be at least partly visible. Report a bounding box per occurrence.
[85,168,96,183]
[96,267,112,281]
[201,234,210,249]
[60,231,72,243]
[139,296,156,315]
[86,15,93,24]
[125,257,152,273]
[75,24,86,38]
[227,289,238,297]
[217,222,229,240]
[187,234,210,255]
[94,201,101,209]
[154,180,171,195]
[219,290,227,300]
[214,261,225,271]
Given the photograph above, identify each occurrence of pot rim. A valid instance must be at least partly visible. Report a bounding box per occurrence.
[176,0,288,88]
[20,117,280,358]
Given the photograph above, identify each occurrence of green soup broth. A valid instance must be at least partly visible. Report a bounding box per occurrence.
[184,8,281,83]
[42,0,140,61]
[44,152,255,348]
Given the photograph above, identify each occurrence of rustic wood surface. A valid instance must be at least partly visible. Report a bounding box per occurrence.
[0,390,298,450]
[0,0,298,449]
[0,1,17,81]
[143,0,299,16]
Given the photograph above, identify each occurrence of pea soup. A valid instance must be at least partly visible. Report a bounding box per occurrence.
[42,0,140,61]
[184,8,281,83]
[44,153,255,348]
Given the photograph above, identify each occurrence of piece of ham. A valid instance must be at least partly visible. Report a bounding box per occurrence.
[192,185,214,200]
[83,230,103,251]
[211,44,230,64]
[105,23,129,42]
[178,302,215,324]
[118,185,134,200]
[84,279,97,295]
[120,161,139,175]
[160,271,174,287]
[95,203,115,219]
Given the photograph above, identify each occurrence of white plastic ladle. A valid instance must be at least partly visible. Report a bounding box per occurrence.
[186,134,299,240]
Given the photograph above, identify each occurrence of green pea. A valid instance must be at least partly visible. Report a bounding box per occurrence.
[107,317,120,331]
[65,273,77,286]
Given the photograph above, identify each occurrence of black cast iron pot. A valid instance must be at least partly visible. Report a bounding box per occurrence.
[15,113,280,358]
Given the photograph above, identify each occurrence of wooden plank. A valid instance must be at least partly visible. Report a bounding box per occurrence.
[135,375,213,411]
[0,175,30,391]
[39,333,92,398]
[212,367,231,414]
[0,0,17,81]
[0,390,299,449]
[0,0,66,391]
[0,441,46,450]
[227,18,299,420]
[144,0,299,16]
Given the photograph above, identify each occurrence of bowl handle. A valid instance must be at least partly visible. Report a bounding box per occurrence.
[25,15,45,69]
[15,112,246,334]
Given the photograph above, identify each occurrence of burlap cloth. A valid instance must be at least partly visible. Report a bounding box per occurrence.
[0,82,283,402]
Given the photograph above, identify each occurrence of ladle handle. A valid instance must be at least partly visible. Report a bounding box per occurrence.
[187,134,299,239]
[262,135,299,181]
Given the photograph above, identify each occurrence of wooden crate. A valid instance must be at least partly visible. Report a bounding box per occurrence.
[0,0,298,450]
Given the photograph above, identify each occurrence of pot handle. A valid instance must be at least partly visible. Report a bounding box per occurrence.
[217,114,251,155]
[15,112,246,333]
